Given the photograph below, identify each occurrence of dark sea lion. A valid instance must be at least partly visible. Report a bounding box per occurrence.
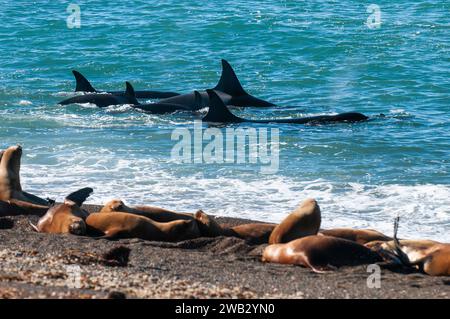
[319,228,392,245]
[86,212,200,242]
[269,198,321,244]
[366,218,450,276]
[194,211,276,244]
[100,199,194,222]
[262,235,382,272]
[31,188,93,235]
[0,145,49,216]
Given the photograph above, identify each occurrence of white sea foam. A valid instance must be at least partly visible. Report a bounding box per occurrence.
[19,155,450,242]
[18,100,32,106]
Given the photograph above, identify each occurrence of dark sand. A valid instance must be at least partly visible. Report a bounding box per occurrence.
[0,204,448,299]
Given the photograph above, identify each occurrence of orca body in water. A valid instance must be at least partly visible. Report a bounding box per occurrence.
[202,90,369,125]
[126,82,193,114]
[72,70,180,99]
[155,59,276,110]
[61,60,275,111]
[59,82,140,108]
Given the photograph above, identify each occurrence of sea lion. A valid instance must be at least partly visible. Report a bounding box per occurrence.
[100,199,194,222]
[319,228,392,245]
[194,210,276,244]
[262,235,383,272]
[368,240,450,276]
[268,198,321,244]
[0,145,49,216]
[31,188,93,235]
[366,218,450,276]
[86,212,200,242]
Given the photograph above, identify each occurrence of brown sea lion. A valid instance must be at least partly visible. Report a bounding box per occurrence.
[0,145,49,216]
[31,188,93,235]
[319,228,392,245]
[262,235,382,272]
[86,212,200,242]
[268,198,321,244]
[366,218,450,276]
[194,211,276,244]
[100,199,194,222]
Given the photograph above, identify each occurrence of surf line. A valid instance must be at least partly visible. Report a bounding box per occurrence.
[171,120,280,174]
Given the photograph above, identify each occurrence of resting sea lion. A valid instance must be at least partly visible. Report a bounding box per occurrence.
[366,218,450,276]
[100,199,194,222]
[262,235,382,272]
[319,228,392,245]
[31,188,93,235]
[0,145,49,216]
[86,212,200,242]
[194,211,276,244]
[268,198,321,244]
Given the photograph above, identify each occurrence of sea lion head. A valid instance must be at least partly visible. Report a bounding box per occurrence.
[0,145,23,198]
[194,210,224,237]
[268,198,321,244]
[1,145,22,174]
[365,240,400,263]
[101,199,127,213]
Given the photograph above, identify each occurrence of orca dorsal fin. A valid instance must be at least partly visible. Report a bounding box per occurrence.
[64,187,93,207]
[194,91,203,109]
[125,82,139,105]
[203,90,242,123]
[213,59,247,96]
[72,70,97,93]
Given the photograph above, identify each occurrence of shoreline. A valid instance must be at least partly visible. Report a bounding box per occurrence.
[0,204,448,299]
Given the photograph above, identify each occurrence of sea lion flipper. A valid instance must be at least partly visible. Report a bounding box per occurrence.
[7,198,49,215]
[22,191,50,206]
[29,221,39,232]
[65,187,94,207]
[73,70,97,92]
[392,216,411,266]
[309,264,337,273]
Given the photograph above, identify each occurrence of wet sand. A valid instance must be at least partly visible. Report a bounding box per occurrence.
[0,205,449,299]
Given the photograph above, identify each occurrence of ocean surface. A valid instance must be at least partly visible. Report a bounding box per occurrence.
[0,1,449,241]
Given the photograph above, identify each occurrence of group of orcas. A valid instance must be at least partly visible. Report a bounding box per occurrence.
[0,144,449,276]
[59,59,369,125]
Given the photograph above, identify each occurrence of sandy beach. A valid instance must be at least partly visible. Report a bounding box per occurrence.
[0,204,448,299]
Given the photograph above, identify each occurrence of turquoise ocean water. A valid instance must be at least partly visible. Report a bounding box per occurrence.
[0,1,449,240]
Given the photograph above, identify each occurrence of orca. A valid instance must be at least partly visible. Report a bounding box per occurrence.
[126,82,193,114]
[155,59,276,110]
[202,90,369,125]
[59,82,139,108]
[72,70,180,99]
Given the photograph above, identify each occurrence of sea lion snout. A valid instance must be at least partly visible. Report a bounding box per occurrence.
[69,219,87,235]
[11,145,22,152]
